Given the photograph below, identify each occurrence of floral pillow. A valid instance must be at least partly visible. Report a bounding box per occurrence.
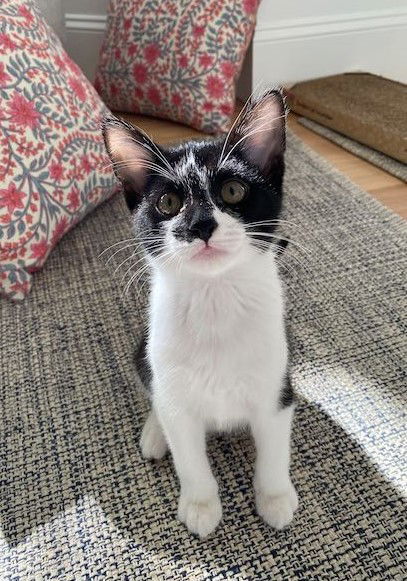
[0,0,117,301]
[94,0,259,134]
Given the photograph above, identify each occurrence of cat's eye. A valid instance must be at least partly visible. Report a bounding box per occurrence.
[156,193,182,216]
[221,180,247,204]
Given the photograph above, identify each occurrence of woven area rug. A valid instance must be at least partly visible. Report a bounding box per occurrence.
[1,132,406,580]
[298,117,407,182]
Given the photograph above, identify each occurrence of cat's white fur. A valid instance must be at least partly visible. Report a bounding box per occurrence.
[140,204,298,538]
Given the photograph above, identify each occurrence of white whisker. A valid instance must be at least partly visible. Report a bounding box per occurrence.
[247,232,311,256]
[110,134,174,177]
[98,238,136,257]
[128,127,174,173]
[113,250,140,275]
[110,156,174,181]
[105,243,140,264]
[217,80,264,167]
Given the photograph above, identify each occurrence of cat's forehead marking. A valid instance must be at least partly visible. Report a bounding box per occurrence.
[219,155,262,183]
[175,150,208,189]
[220,156,247,175]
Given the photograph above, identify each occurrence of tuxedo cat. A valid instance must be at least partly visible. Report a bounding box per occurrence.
[103,89,298,538]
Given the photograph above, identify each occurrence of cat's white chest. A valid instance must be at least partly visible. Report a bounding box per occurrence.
[149,255,287,429]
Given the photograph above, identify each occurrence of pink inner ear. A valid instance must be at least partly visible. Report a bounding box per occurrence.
[106,125,152,192]
[241,94,285,171]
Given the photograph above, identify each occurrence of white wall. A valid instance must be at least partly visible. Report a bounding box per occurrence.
[62,0,108,80]
[62,0,407,90]
[254,0,407,87]
[37,0,65,42]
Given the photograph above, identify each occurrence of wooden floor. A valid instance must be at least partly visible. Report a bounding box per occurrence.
[121,111,407,219]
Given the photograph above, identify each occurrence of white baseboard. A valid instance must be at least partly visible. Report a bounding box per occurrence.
[64,9,407,86]
[65,13,107,32]
[64,13,107,81]
[255,8,407,42]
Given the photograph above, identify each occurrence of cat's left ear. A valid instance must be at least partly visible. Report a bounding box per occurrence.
[102,117,161,210]
[228,88,287,174]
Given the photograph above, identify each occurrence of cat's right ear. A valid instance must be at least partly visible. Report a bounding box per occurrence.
[102,117,157,210]
[226,89,287,175]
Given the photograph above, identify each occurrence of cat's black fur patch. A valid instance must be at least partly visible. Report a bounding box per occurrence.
[279,374,295,408]
[134,334,152,396]
[276,238,289,254]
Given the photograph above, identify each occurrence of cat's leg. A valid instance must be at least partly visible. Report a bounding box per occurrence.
[155,400,222,538]
[251,394,298,530]
[140,407,169,460]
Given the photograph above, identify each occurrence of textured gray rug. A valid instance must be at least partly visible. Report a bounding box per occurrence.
[298,117,407,182]
[1,132,406,580]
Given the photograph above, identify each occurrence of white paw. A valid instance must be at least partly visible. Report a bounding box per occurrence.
[140,410,168,460]
[178,493,222,538]
[256,483,298,530]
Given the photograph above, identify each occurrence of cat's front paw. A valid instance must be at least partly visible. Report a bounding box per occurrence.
[255,483,298,530]
[178,493,222,538]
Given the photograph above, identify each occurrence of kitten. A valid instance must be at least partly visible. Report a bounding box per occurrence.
[103,89,298,538]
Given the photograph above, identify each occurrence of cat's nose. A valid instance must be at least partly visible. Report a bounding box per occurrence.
[188,217,217,243]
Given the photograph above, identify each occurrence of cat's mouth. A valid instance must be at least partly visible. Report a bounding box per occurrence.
[191,243,227,261]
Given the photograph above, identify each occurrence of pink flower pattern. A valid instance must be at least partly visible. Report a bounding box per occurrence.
[95,0,259,134]
[0,0,117,301]
[0,183,25,214]
[8,93,40,129]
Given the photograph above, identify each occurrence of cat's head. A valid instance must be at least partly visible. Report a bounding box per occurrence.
[103,89,287,276]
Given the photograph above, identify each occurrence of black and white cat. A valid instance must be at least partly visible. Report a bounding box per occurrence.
[103,89,298,538]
